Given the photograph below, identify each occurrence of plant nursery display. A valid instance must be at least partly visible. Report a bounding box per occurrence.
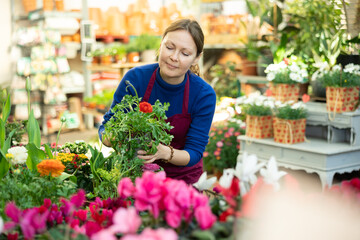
[236,92,275,139]
[265,56,309,102]
[312,63,360,113]
[272,100,308,144]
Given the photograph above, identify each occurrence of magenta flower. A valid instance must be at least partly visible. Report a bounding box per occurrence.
[165,210,182,228]
[194,206,217,230]
[70,189,86,208]
[142,163,161,172]
[117,177,135,199]
[134,171,166,218]
[5,202,22,223]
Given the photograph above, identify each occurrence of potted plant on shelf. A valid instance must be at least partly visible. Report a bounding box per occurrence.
[236,92,275,139]
[133,34,161,62]
[312,63,360,113]
[265,55,309,102]
[273,100,308,144]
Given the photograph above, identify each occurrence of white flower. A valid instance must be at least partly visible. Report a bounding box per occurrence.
[219,168,235,188]
[260,156,287,191]
[193,172,217,191]
[234,151,265,195]
[7,146,28,165]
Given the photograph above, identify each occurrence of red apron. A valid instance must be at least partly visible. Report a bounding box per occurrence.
[142,68,203,184]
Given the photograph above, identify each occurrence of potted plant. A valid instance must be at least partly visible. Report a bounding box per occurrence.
[133,34,161,62]
[236,92,275,139]
[103,80,173,167]
[312,63,360,113]
[265,55,309,102]
[273,100,307,144]
[110,44,127,63]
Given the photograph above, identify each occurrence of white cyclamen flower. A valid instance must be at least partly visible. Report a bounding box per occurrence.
[193,172,217,191]
[219,168,235,189]
[235,151,265,195]
[7,146,28,165]
[260,156,287,191]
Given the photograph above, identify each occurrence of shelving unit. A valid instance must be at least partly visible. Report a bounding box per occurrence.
[10,1,85,136]
[238,102,360,189]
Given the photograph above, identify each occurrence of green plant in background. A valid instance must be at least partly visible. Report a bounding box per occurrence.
[313,63,360,88]
[133,34,161,52]
[209,61,240,98]
[274,101,307,120]
[203,120,244,174]
[236,92,274,116]
[284,0,344,73]
[5,120,26,146]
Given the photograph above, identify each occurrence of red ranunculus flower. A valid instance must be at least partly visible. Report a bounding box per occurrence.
[139,102,153,113]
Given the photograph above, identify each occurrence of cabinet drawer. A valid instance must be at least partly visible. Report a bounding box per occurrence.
[283,149,326,170]
[244,142,282,160]
[331,115,351,126]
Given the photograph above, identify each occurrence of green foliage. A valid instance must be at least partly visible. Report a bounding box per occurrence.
[0,167,77,217]
[275,103,307,120]
[209,62,240,98]
[62,141,89,154]
[284,0,344,69]
[5,120,26,146]
[314,64,360,88]
[133,34,161,52]
[203,121,244,174]
[0,90,14,179]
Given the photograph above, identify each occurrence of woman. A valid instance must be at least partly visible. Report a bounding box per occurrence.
[99,19,216,184]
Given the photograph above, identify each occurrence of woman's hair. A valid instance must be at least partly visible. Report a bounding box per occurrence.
[162,19,204,76]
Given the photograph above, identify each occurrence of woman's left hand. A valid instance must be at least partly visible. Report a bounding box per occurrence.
[136,143,169,164]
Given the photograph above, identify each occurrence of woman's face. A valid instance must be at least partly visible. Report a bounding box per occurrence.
[158,30,201,84]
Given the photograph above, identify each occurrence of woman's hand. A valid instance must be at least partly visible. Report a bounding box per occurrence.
[137,144,190,166]
[137,143,170,164]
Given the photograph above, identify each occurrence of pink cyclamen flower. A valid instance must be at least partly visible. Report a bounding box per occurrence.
[134,171,166,218]
[117,177,135,199]
[109,207,141,234]
[5,202,21,223]
[70,189,86,208]
[194,206,217,230]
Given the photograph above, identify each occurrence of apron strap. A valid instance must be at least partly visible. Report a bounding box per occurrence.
[142,67,190,114]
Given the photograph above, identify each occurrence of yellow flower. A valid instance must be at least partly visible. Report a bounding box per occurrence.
[37,159,65,177]
[5,153,14,160]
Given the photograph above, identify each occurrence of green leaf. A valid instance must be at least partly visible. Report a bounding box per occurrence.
[26,110,41,148]
[190,230,216,240]
[58,172,77,183]
[44,144,54,159]
[0,149,10,179]
[26,143,46,170]
[1,91,11,123]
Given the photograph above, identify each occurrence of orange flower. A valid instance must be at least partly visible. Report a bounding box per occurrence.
[139,102,153,113]
[37,159,65,177]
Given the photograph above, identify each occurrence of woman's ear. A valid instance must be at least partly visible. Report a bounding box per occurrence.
[192,52,203,66]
